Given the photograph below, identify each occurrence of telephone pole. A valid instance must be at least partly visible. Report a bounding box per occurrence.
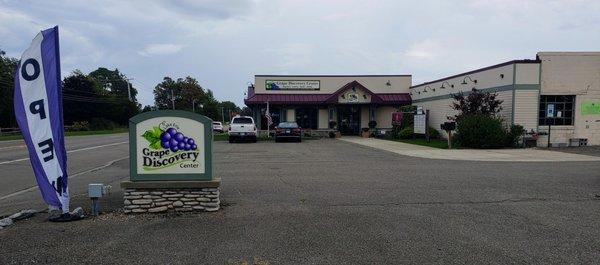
[171,89,175,110]
[221,107,225,123]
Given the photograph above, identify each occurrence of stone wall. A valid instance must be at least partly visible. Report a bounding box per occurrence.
[123,188,220,213]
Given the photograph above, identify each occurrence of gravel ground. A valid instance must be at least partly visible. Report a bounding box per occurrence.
[1,139,600,264]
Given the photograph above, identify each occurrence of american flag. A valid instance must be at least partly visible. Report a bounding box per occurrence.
[265,101,273,126]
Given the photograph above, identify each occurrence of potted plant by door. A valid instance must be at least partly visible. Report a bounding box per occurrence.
[329,120,341,138]
[361,127,370,138]
[367,120,377,137]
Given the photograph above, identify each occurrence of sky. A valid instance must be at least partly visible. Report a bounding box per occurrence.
[1,0,599,107]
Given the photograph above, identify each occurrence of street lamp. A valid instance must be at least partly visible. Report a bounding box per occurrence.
[461,76,477,85]
[440,81,453,89]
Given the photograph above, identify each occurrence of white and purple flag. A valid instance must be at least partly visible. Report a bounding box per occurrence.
[14,26,69,213]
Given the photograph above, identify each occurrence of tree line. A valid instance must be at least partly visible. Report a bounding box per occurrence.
[0,50,244,130]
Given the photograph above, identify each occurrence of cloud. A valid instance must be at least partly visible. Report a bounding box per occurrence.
[404,39,439,59]
[138,44,184,57]
[1,0,599,107]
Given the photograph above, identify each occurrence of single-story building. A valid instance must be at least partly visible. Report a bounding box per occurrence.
[411,52,600,147]
[244,75,411,135]
[245,52,600,146]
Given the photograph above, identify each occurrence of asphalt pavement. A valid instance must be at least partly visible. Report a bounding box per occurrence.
[0,133,129,215]
[1,136,600,264]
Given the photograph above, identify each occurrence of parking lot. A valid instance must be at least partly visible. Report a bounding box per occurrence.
[2,137,600,264]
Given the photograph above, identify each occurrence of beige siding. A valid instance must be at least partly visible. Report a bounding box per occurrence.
[254,75,411,94]
[360,106,369,128]
[411,64,515,101]
[515,63,540,84]
[513,90,540,131]
[318,108,329,129]
[375,106,396,128]
[286,108,295,122]
[416,98,456,138]
[496,90,513,125]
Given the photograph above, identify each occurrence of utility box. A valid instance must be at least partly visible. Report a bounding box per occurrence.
[88,183,104,198]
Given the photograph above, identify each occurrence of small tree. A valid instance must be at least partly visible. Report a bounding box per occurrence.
[451,88,503,120]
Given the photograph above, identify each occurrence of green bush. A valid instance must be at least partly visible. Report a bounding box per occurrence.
[89,118,117,130]
[398,127,414,139]
[454,114,507,148]
[427,126,440,139]
[506,124,525,147]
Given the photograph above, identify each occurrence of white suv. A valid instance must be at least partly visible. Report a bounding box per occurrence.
[212,121,224,133]
[228,116,257,143]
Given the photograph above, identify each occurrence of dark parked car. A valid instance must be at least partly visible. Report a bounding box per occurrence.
[275,122,301,142]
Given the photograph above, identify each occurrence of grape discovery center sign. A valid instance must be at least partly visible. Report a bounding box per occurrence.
[129,110,213,181]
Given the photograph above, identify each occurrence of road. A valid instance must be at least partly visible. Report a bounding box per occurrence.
[2,136,600,264]
[0,133,129,216]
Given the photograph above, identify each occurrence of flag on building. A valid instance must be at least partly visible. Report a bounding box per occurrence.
[265,101,273,126]
[14,26,70,214]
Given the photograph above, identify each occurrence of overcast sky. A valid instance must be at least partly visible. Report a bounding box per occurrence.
[1,0,599,106]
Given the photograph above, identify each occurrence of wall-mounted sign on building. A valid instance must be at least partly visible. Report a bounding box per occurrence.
[582,102,600,115]
[129,110,213,181]
[546,104,555,118]
[266,80,320,90]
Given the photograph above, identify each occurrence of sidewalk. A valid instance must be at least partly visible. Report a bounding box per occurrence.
[339,137,600,162]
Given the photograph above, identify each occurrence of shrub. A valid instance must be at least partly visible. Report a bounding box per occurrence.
[398,127,414,139]
[399,105,416,129]
[427,126,440,139]
[454,114,507,148]
[506,124,525,147]
[391,124,402,139]
[89,118,117,130]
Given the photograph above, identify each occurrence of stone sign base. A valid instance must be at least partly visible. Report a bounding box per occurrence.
[120,179,221,214]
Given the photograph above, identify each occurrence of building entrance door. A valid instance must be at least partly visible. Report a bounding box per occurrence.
[338,106,360,135]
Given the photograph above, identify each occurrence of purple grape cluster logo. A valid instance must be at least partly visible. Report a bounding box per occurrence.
[142,126,197,152]
[141,124,201,171]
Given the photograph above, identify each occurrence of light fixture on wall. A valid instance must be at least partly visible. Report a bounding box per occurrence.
[461,76,477,85]
[386,80,392,86]
[424,85,434,92]
[440,81,454,89]
[500,74,504,79]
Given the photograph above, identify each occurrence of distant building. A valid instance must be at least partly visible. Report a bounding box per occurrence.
[411,52,600,147]
[245,75,411,135]
[245,52,600,146]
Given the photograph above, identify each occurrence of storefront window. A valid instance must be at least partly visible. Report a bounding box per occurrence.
[538,95,574,126]
[295,107,318,129]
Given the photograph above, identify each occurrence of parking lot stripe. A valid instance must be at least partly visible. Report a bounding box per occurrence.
[0,141,127,165]
[0,156,129,201]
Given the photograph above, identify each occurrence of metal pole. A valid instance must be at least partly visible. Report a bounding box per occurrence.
[127,81,132,102]
[171,89,175,110]
[221,107,225,123]
[425,109,430,143]
[192,99,196,113]
[547,124,551,148]
[266,102,270,138]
